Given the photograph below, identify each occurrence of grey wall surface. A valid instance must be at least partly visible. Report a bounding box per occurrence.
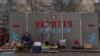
[28,12,62,44]
[81,13,99,48]
[9,12,26,42]
[45,12,62,44]
[9,12,99,48]
[28,13,44,42]
[99,0,100,3]
[63,12,81,47]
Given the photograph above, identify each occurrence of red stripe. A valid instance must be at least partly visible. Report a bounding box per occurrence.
[13,24,20,28]
[88,24,94,27]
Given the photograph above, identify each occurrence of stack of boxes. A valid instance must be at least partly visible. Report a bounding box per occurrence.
[42,45,49,53]
[42,45,58,53]
[83,44,93,49]
[0,44,16,54]
[49,46,58,53]
[32,42,42,53]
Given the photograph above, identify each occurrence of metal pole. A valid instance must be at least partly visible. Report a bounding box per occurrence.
[61,13,64,39]
[44,12,46,21]
[80,15,82,46]
[26,12,28,32]
[43,12,46,44]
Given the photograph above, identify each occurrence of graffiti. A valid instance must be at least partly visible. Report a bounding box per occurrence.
[39,28,72,33]
[51,14,57,19]
[39,28,44,33]
[36,20,73,33]
[89,33,96,44]
[88,24,95,27]
[64,28,71,33]
[11,32,18,41]
[74,40,80,46]
[13,24,20,28]
[35,20,73,28]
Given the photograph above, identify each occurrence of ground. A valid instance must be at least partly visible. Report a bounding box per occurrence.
[1,52,100,56]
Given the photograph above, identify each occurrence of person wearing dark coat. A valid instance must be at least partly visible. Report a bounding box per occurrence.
[20,32,33,48]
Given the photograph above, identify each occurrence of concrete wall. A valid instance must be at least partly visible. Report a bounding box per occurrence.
[45,12,62,44]
[81,13,99,48]
[9,12,99,48]
[28,12,62,44]
[28,13,44,42]
[9,12,26,42]
[63,12,81,47]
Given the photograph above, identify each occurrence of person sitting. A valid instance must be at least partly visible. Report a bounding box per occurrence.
[20,32,33,48]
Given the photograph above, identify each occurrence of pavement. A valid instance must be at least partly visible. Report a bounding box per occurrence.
[59,48,100,52]
[1,52,100,56]
[1,48,100,56]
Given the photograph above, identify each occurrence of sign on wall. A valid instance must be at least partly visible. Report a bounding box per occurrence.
[9,12,26,43]
[81,13,99,48]
[9,12,99,48]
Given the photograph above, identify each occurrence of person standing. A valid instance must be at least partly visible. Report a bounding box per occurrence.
[43,23,51,46]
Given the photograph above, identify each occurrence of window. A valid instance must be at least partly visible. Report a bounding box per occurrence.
[0,0,7,3]
[95,0,99,3]
[62,0,70,5]
[17,0,26,4]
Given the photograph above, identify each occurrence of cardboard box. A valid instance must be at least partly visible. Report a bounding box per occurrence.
[83,44,93,49]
